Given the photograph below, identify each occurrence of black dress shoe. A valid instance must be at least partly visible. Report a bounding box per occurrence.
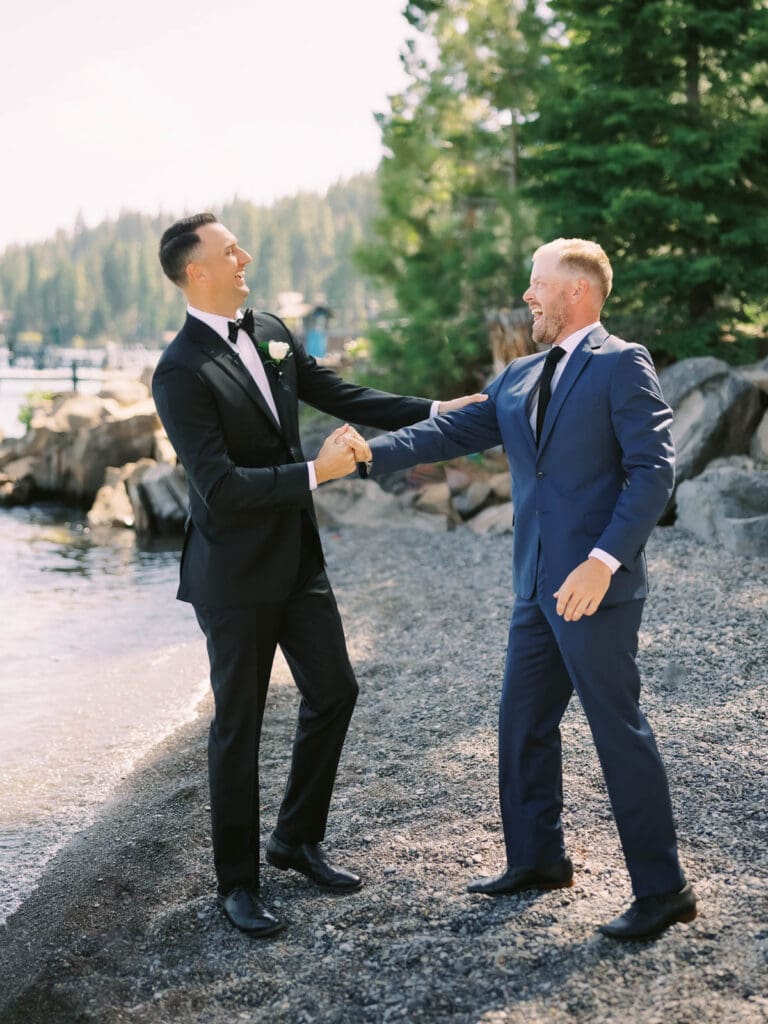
[598,882,697,941]
[467,857,574,895]
[218,886,284,937]
[266,834,362,892]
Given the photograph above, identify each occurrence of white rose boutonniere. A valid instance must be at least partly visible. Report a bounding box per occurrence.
[267,340,291,361]
[258,339,292,374]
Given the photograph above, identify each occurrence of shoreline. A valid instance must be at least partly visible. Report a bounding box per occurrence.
[1,524,767,1024]
[0,678,209,929]
[0,502,207,928]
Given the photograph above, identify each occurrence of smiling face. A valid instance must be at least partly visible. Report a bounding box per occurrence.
[185,222,252,318]
[522,248,574,346]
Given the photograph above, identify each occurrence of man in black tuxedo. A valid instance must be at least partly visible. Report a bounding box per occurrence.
[153,213,485,936]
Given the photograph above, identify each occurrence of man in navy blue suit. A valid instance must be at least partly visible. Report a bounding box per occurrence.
[361,238,696,940]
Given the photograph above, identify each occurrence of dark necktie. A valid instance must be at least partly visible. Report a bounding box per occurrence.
[227,308,255,345]
[535,345,566,444]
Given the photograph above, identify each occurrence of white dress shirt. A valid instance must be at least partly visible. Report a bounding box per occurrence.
[529,322,620,574]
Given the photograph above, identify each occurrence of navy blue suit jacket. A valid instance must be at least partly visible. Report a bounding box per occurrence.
[368,327,674,605]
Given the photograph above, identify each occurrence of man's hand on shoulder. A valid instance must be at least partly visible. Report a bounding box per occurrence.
[314,425,372,484]
[554,557,612,622]
[437,393,489,415]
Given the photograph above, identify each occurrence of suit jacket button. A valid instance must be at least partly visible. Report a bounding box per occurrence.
[536,471,545,479]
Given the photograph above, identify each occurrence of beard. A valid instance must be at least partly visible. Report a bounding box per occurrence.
[531,297,568,345]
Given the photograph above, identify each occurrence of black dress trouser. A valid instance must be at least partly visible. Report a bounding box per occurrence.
[193,516,359,894]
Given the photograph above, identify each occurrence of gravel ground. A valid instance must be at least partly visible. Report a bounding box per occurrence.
[1,523,766,1024]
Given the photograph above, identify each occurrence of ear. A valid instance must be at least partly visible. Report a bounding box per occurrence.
[569,277,590,305]
[186,260,206,284]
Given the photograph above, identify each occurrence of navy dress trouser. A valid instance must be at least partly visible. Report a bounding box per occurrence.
[499,567,685,900]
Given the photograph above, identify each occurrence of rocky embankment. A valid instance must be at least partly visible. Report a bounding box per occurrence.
[0,376,186,533]
[0,523,766,1023]
[1,355,767,551]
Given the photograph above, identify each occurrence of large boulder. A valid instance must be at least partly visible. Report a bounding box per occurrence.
[659,357,764,486]
[738,355,768,396]
[676,457,768,557]
[2,392,160,503]
[89,459,187,534]
[134,461,188,534]
[313,478,448,532]
[87,464,138,528]
[98,378,150,406]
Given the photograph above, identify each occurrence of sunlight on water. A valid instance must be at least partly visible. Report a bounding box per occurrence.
[0,505,207,923]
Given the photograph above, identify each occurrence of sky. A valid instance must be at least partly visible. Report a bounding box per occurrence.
[0,0,414,252]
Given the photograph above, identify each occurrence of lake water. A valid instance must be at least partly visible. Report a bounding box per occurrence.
[0,504,207,924]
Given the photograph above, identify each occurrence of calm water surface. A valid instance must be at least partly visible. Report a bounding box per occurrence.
[0,504,207,924]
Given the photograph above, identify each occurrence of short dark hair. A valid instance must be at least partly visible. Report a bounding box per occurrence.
[159,213,218,286]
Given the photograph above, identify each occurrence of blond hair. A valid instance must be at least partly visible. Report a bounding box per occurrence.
[534,238,613,304]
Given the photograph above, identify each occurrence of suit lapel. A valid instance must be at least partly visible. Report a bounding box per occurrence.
[185,315,283,434]
[249,313,298,440]
[537,325,608,455]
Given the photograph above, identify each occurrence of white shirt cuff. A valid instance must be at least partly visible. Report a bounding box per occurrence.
[307,461,318,490]
[429,400,440,418]
[589,547,621,574]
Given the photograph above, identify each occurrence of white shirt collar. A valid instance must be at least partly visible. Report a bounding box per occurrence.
[187,304,243,345]
[555,321,602,356]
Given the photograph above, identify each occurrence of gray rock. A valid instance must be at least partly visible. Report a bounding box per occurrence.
[488,472,512,500]
[115,459,188,535]
[123,459,159,534]
[87,465,137,528]
[153,431,177,465]
[414,482,453,518]
[659,357,764,486]
[451,479,492,519]
[136,462,188,534]
[444,466,472,493]
[98,378,150,406]
[313,478,447,532]
[738,355,768,395]
[1,394,160,503]
[660,661,687,692]
[750,410,768,464]
[676,458,768,557]
[467,501,514,535]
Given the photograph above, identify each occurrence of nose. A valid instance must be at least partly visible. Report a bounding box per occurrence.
[522,285,533,304]
[239,248,252,266]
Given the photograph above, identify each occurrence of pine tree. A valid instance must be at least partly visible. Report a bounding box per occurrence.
[358,0,548,395]
[525,0,768,361]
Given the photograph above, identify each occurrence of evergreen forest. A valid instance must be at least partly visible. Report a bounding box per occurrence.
[1,0,766,397]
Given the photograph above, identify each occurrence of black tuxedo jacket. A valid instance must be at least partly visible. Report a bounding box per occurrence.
[152,311,431,609]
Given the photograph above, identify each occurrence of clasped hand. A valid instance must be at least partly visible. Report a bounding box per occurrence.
[314,425,372,484]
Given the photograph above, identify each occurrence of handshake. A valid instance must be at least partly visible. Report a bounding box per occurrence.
[314,424,373,485]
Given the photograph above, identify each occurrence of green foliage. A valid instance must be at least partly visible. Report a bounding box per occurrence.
[357,0,549,395]
[17,390,54,432]
[0,175,382,347]
[524,0,768,361]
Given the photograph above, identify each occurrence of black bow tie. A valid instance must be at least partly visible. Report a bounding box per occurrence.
[228,308,255,345]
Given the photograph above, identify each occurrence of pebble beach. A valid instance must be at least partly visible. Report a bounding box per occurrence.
[0,522,766,1024]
